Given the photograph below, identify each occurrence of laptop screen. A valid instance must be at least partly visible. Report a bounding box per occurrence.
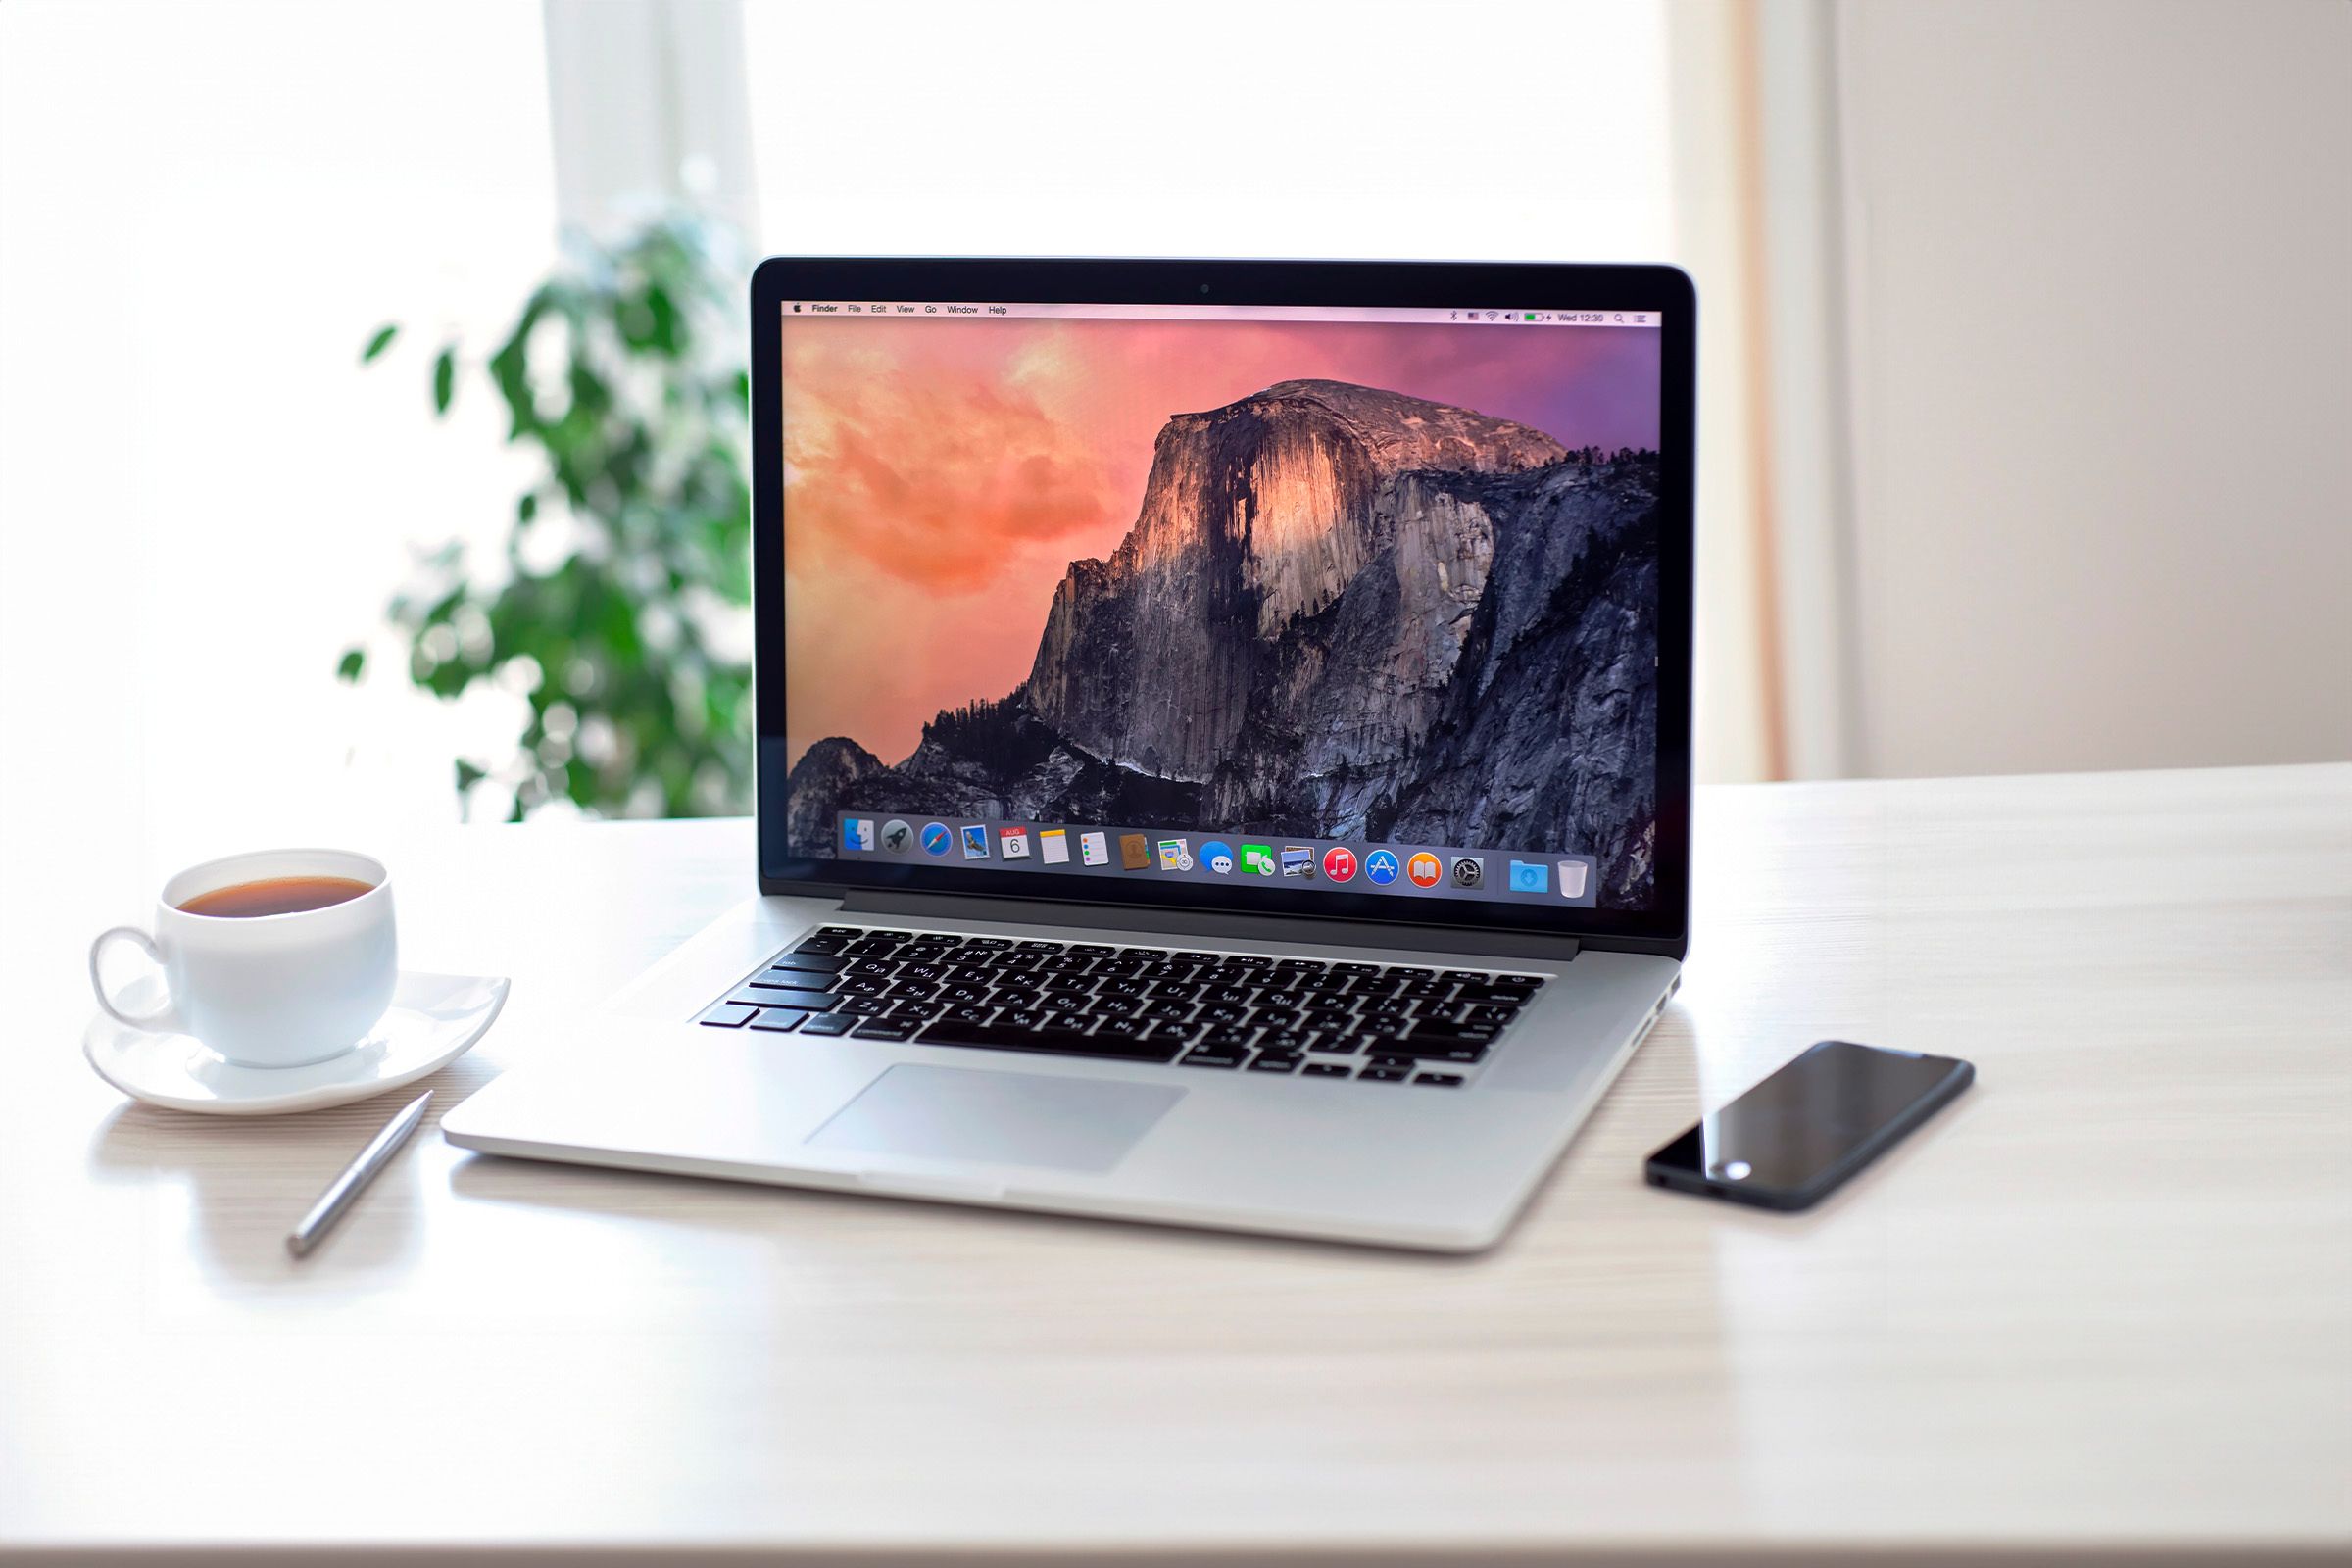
[775,294,1668,916]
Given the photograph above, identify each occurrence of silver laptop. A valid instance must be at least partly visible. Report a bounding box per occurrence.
[442,258,1695,1252]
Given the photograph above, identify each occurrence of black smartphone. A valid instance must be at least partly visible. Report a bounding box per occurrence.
[1644,1041,1973,1211]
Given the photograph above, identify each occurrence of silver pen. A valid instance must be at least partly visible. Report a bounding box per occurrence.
[286,1090,433,1257]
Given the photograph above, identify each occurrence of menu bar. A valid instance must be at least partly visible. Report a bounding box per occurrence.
[786,301,1660,328]
[838,812,1601,908]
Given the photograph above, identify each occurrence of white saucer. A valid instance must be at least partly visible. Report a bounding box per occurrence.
[84,970,510,1116]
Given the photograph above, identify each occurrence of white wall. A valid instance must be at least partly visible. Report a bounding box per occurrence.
[1829,0,2351,777]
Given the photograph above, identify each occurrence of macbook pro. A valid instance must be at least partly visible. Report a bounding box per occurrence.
[442,258,1695,1251]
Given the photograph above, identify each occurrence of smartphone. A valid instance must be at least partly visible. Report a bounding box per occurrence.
[1644,1040,1973,1211]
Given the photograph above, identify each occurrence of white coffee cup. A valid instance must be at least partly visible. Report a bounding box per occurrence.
[88,848,398,1068]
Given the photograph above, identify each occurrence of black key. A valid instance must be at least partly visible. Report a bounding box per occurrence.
[1172,951,1221,964]
[748,1008,809,1033]
[940,982,994,1005]
[834,972,895,996]
[1381,1037,1492,1064]
[799,1012,858,1036]
[1301,1009,1355,1035]
[1310,1035,1363,1055]
[1196,1002,1252,1026]
[1089,993,1147,1019]
[1248,1053,1302,1074]
[1180,1050,1247,1069]
[699,1003,759,1028]
[1330,961,1382,978]
[1404,1020,1500,1047]
[1039,1010,1094,1032]
[938,1003,997,1025]
[1038,990,1098,1013]
[1195,1025,1260,1052]
[744,982,840,1011]
[1298,989,1355,1010]
[897,961,951,983]
[1457,983,1540,1006]
[1141,1000,1198,1022]
[990,989,1044,1011]
[1414,1072,1466,1087]
[995,1008,1047,1030]
[1460,1004,1521,1027]
[840,939,904,958]
[1358,1009,1416,1033]
[1359,1065,1412,1083]
[1087,1018,1156,1047]
[1013,940,1064,953]
[911,1020,1182,1063]
[1300,1062,1353,1078]
[815,926,862,939]
[1031,954,1091,974]
[960,937,1014,952]
[769,952,848,976]
[830,994,897,1017]
[851,1017,919,1042]
[1259,1027,1321,1054]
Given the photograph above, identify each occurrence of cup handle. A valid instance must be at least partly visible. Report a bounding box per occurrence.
[89,926,184,1033]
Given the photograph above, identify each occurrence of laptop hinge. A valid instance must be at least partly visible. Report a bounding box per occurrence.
[837,888,1583,963]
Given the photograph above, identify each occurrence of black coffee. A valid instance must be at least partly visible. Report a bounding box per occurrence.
[177,876,374,919]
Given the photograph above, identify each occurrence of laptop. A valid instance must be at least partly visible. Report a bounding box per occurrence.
[441,258,1695,1252]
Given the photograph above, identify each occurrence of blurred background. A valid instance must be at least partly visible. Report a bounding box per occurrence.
[2,0,2346,889]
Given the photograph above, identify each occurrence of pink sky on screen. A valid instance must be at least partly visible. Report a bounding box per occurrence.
[782,316,1662,764]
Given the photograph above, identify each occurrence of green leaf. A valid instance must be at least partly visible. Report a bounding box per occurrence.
[431,348,456,415]
[335,647,366,682]
[361,324,399,365]
[516,492,538,524]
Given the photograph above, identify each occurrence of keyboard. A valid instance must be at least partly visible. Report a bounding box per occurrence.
[697,926,1547,1086]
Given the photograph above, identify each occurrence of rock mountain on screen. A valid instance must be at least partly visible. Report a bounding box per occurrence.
[785,378,1660,906]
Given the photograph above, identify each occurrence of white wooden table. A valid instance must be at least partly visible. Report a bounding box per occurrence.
[3,766,2346,1564]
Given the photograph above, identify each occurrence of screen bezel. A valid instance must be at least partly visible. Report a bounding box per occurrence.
[751,257,1694,958]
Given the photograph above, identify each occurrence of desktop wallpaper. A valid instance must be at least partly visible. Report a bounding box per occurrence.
[780,315,1666,907]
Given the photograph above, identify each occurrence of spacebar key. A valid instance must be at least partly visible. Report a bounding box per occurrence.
[911,1020,1182,1063]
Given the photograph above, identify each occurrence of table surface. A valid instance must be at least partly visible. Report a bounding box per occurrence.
[2,764,2346,1563]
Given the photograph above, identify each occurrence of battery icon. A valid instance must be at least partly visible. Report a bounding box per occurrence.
[1524,312,1538,320]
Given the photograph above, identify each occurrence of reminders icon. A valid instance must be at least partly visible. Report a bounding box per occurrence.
[1079,831,1108,866]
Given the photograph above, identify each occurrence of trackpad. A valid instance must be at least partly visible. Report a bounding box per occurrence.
[805,1064,1184,1174]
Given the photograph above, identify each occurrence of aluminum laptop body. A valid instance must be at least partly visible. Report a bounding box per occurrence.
[443,258,1696,1252]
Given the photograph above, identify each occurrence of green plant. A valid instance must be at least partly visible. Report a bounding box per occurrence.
[341,216,752,820]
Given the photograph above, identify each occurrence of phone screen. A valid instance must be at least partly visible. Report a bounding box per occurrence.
[1647,1041,1968,1197]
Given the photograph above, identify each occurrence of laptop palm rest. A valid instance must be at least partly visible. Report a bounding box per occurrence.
[806,1064,1184,1174]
